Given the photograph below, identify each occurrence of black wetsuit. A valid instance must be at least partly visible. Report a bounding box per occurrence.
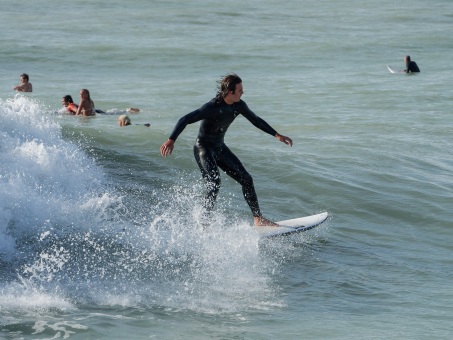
[169,98,277,217]
[405,61,420,73]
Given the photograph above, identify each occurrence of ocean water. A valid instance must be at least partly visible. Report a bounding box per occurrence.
[1,0,452,339]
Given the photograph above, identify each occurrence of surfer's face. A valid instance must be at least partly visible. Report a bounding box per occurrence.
[230,83,243,103]
[224,82,243,104]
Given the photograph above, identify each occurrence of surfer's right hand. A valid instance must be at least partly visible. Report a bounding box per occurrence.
[160,139,175,157]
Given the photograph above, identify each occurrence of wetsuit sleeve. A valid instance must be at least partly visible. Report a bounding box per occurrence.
[168,103,210,141]
[239,101,277,137]
[406,62,412,73]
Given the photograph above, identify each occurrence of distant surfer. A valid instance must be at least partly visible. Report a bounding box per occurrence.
[62,94,138,115]
[403,55,420,73]
[62,94,105,114]
[75,89,99,116]
[13,73,33,92]
[160,73,293,227]
[62,95,78,114]
[118,114,150,127]
[118,114,131,126]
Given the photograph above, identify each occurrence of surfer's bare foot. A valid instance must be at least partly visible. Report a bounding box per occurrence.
[254,216,279,227]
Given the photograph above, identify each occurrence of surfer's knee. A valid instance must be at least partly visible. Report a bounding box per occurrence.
[237,171,253,188]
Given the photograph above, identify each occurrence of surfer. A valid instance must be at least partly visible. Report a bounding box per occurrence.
[404,55,420,73]
[75,89,97,116]
[118,114,131,126]
[64,93,138,115]
[160,73,293,227]
[118,114,150,127]
[64,93,106,114]
[62,95,78,114]
[13,73,33,92]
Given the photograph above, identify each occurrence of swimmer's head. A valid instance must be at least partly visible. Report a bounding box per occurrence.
[118,114,131,127]
[62,95,74,104]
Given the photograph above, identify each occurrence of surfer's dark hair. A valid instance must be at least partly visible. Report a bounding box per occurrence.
[216,73,242,100]
[63,95,74,103]
[405,55,411,61]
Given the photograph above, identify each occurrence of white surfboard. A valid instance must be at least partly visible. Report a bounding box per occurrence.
[387,65,402,74]
[256,212,328,238]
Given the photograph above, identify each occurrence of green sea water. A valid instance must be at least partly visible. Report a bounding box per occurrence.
[1,0,452,339]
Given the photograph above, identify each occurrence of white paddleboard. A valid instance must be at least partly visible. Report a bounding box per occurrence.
[256,212,328,238]
[387,65,402,74]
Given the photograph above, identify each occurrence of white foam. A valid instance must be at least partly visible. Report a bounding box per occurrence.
[0,282,74,311]
[0,96,284,314]
[0,95,113,256]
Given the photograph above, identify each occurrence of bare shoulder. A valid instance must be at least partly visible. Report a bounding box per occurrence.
[14,83,33,92]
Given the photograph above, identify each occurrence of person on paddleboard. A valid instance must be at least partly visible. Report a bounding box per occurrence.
[160,73,293,226]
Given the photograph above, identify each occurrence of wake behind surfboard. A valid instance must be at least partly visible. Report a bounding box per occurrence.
[256,212,328,238]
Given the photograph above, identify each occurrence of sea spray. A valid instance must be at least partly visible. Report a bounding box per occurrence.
[0,95,110,254]
[1,96,286,316]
